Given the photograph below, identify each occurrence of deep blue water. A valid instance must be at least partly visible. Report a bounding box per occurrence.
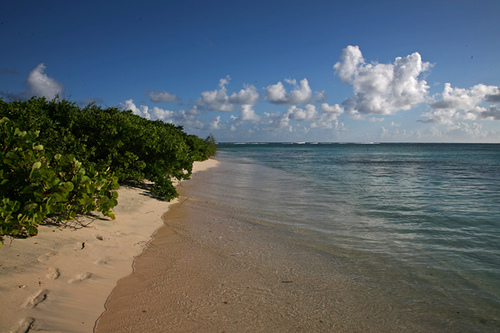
[215,142,500,329]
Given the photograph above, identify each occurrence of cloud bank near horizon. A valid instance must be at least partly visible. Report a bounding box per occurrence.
[8,46,500,141]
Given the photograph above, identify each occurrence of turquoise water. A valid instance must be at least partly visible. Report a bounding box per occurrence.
[214,143,500,330]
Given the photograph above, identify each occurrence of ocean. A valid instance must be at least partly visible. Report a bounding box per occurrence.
[207,142,500,331]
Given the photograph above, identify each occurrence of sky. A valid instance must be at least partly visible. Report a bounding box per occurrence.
[1,0,500,143]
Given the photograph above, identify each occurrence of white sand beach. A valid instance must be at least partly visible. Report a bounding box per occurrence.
[0,159,218,333]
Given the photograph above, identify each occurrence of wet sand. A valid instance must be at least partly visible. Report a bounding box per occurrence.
[0,159,218,333]
[93,161,459,333]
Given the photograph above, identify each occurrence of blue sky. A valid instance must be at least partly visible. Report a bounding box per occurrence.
[1,0,499,142]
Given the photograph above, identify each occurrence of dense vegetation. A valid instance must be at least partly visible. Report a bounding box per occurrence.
[0,98,216,245]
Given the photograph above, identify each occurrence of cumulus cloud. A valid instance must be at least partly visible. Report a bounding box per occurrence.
[198,76,259,112]
[422,83,500,124]
[187,105,202,115]
[264,82,287,104]
[120,99,151,119]
[478,105,500,120]
[430,83,499,110]
[440,122,489,141]
[239,104,261,122]
[198,77,234,112]
[420,108,459,125]
[148,90,179,103]
[209,116,222,130]
[333,45,431,116]
[261,102,345,132]
[27,63,64,100]
[486,92,500,102]
[264,111,292,130]
[265,78,323,105]
[334,45,365,83]
[120,99,209,130]
[229,84,259,105]
[151,106,174,120]
[311,104,344,130]
[287,104,318,121]
[173,110,205,129]
[320,103,344,118]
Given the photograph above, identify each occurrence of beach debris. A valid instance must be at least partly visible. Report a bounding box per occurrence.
[281,280,293,283]
[23,289,48,308]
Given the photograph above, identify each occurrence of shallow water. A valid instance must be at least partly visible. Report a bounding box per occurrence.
[209,143,500,331]
[97,143,500,332]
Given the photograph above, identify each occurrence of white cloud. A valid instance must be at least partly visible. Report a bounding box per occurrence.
[265,78,322,105]
[334,45,365,83]
[120,100,209,129]
[437,122,493,141]
[422,83,500,124]
[312,90,328,103]
[209,116,222,130]
[310,104,346,130]
[287,104,318,121]
[27,63,64,100]
[187,105,202,115]
[478,105,500,120]
[379,126,415,140]
[334,45,431,115]
[431,83,499,110]
[320,103,344,117]
[199,80,234,112]
[219,76,230,87]
[229,84,259,105]
[264,111,291,130]
[120,99,151,119]
[260,102,344,132]
[198,76,259,112]
[264,81,287,104]
[239,104,261,122]
[148,90,179,103]
[310,114,342,130]
[151,106,174,120]
[173,110,205,129]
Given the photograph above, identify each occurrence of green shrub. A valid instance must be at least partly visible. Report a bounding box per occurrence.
[0,97,217,242]
[0,117,118,246]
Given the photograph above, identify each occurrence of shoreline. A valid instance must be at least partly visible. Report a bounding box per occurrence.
[92,156,495,333]
[0,159,218,333]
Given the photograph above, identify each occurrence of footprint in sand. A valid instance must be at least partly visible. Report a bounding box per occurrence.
[23,289,48,308]
[36,252,55,263]
[68,272,92,283]
[46,267,60,280]
[11,317,35,333]
[95,257,109,265]
[93,234,104,241]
